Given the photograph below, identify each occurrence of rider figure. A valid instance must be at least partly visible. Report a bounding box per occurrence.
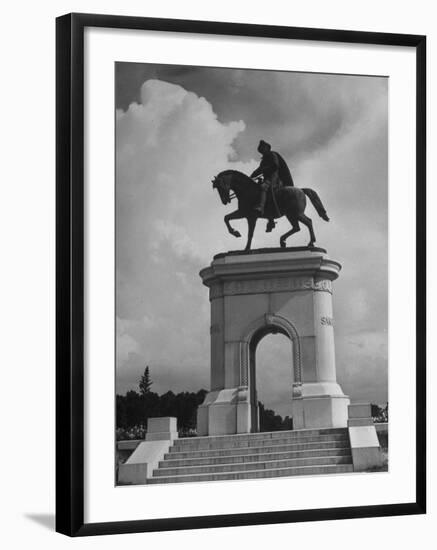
[251,140,294,232]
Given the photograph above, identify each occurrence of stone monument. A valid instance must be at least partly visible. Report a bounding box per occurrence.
[197,246,350,436]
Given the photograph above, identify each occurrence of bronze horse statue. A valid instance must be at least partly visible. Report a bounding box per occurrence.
[212,170,329,251]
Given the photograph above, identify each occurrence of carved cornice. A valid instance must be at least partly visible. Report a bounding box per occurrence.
[201,250,341,284]
[201,250,341,301]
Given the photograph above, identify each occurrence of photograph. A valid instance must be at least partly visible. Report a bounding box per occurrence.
[0,1,430,546]
[114,62,389,486]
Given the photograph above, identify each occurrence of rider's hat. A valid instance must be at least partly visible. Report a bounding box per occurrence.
[258,139,271,152]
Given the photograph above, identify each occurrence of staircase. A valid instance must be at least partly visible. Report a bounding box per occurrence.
[147,427,353,484]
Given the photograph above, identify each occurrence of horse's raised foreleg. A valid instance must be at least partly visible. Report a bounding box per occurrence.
[280,217,300,248]
[245,216,257,251]
[298,213,316,247]
[224,209,243,238]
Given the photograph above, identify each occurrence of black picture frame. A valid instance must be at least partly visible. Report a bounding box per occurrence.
[56,12,426,537]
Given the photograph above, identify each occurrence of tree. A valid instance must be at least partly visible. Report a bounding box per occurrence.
[139,366,152,396]
[258,402,292,432]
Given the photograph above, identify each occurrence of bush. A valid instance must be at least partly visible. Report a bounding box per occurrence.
[116,424,147,441]
[371,403,388,423]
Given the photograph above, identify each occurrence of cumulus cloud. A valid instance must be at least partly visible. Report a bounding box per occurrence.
[116,79,255,394]
[116,71,388,408]
[116,64,387,165]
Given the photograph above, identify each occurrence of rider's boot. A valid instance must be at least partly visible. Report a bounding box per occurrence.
[266,218,276,232]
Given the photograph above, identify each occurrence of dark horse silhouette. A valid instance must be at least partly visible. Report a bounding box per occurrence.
[212,170,329,251]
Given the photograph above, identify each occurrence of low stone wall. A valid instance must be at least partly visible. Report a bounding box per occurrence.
[375,422,388,434]
[117,439,142,451]
[375,422,388,454]
[116,440,143,472]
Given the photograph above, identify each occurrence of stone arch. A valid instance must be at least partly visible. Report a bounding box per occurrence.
[239,314,302,397]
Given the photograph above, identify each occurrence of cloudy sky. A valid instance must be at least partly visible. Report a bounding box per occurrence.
[115,63,388,416]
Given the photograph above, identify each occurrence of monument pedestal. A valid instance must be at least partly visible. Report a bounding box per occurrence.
[197,247,349,436]
[291,382,350,429]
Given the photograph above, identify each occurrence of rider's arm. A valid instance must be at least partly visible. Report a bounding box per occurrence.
[250,166,263,178]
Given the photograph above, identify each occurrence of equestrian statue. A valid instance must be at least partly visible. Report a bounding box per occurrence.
[212,140,329,251]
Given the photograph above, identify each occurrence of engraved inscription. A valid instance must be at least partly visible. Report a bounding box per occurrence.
[223,277,332,296]
[321,316,334,326]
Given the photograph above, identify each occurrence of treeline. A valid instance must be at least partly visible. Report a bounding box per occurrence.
[116,367,387,440]
[116,367,294,439]
[116,388,207,435]
[116,390,292,439]
[117,366,207,435]
[258,402,293,432]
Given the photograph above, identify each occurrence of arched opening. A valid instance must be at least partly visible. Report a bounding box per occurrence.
[249,325,294,432]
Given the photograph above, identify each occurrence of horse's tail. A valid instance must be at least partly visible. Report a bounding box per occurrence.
[302,188,330,221]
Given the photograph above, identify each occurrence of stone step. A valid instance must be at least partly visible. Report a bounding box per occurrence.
[165,439,349,460]
[147,464,354,484]
[159,447,351,468]
[170,434,349,452]
[175,428,347,447]
[154,454,352,477]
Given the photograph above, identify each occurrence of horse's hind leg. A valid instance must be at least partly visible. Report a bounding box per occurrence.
[280,217,300,248]
[298,213,316,247]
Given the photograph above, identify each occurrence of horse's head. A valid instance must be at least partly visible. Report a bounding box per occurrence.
[212,174,232,205]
